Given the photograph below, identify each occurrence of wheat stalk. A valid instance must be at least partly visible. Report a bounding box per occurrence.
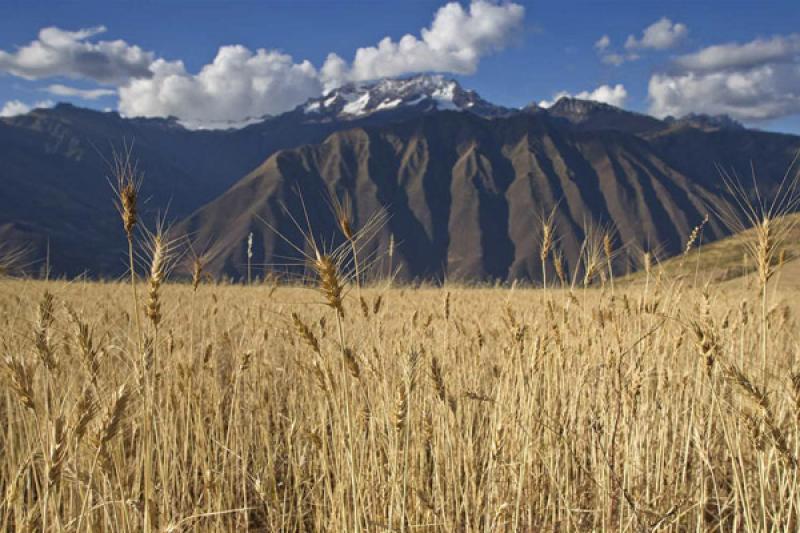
[684,214,709,257]
[313,252,346,318]
[430,355,447,403]
[2,354,37,411]
[292,313,321,354]
[145,232,167,329]
[47,415,68,487]
[34,291,57,371]
[71,387,98,444]
[110,146,145,356]
[192,256,204,292]
[539,207,557,288]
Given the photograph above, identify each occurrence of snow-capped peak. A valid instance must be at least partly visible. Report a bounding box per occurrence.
[300,74,507,120]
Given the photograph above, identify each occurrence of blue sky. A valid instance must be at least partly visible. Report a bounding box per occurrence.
[1,0,799,132]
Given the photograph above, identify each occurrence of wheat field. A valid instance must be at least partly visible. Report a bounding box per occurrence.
[1,270,799,532]
[2,153,799,531]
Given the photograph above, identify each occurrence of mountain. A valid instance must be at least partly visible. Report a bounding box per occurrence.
[176,110,800,282]
[0,76,500,276]
[2,74,799,280]
[0,104,283,274]
[541,97,665,134]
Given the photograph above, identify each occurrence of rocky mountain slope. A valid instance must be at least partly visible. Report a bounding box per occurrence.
[178,110,799,282]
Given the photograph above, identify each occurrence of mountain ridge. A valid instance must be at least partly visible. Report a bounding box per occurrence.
[1,74,798,279]
[176,109,798,282]
[4,74,747,133]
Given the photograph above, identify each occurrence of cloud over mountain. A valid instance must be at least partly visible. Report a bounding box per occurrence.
[117,0,522,127]
[540,84,627,108]
[648,33,800,120]
[320,0,524,88]
[673,34,800,72]
[0,26,153,84]
[45,84,116,100]
[117,47,323,127]
[0,99,53,117]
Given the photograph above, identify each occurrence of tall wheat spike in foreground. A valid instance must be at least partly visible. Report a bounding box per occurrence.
[712,156,800,384]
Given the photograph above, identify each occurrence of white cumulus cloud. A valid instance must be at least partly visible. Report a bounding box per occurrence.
[648,34,800,121]
[0,1,526,128]
[540,84,628,108]
[0,99,54,117]
[320,0,524,88]
[625,18,688,50]
[594,35,611,51]
[117,47,322,128]
[594,33,641,66]
[0,26,153,84]
[45,84,116,100]
[672,34,800,72]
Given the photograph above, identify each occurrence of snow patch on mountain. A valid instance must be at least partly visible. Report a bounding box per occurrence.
[299,74,508,120]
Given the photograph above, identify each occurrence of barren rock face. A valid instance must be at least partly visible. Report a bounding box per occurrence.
[177,110,797,283]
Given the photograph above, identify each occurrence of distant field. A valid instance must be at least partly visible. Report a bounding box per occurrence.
[1,275,799,531]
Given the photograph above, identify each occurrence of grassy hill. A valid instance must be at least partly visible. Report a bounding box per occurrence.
[621,212,800,289]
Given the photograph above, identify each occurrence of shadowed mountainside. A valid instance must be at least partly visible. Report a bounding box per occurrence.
[0,102,432,275]
[177,110,799,283]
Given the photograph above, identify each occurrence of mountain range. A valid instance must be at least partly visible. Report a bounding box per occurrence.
[1,74,799,281]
